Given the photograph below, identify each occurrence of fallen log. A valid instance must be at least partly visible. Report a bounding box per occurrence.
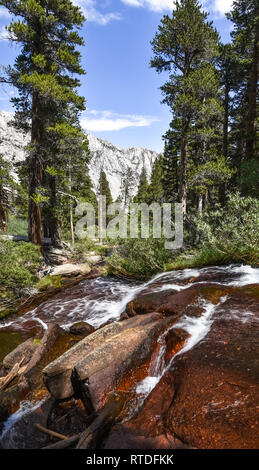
[76,391,127,449]
[24,323,64,387]
[43,313,169,406]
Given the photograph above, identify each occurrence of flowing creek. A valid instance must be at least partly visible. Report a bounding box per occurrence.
[0,264,259,447]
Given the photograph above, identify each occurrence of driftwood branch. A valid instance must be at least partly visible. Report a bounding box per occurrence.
[35,423,67,441]
[57,191,79,203]
[0,357,25,391]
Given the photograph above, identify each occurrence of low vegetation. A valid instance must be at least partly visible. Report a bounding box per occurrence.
[0,239,41,299]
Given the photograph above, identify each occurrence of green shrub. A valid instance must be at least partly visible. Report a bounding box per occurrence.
[107,237,174,278]
[37,275,62,291]
[6,216,28,236]
[0,239,41,295]
[168,193,259,270]
[196,192,259,265]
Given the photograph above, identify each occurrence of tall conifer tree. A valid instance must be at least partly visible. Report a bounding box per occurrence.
[151,0,219,215]
[0,0,86,246]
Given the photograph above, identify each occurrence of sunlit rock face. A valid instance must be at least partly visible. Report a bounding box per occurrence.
[0,110,159,199]
[0,110,29,167]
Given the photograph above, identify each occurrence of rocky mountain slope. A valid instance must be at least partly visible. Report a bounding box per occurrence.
[0,110,159,199]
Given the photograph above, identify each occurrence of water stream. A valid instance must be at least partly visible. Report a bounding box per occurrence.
[0,264,258,445]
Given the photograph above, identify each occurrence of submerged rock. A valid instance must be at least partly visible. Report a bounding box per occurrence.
[2,338,39,370]
[69,322,95,337]
[126,286,200,317]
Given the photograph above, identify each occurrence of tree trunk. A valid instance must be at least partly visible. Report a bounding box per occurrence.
[198,192,203,213]
[223,80,230,159]
[180,119,189,217]
[68,158,74,246]
[245,32,258,160]
[99,171,103,243]
[76,392,127,449]
[0,187,6,232]
[28,93,43,248]
[48,175,62,248]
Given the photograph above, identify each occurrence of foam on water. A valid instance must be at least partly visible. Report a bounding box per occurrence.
[0,265,257,332]
[228,265,259,286]
[0,399,46,441]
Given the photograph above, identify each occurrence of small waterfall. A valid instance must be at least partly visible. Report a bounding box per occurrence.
[136,295,228,397]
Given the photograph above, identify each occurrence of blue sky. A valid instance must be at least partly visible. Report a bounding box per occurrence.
[0,0,234,152]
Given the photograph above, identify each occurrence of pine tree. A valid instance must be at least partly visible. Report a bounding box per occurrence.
[161,125,180,204]
[149,156,163,204]
[0,152,15,231]
[227,0,259,196]
[0,0,86,246]
[42,119,93,245]
[134,167,150,203]
[228,0,258,161]
[99,170,113,208]
[151,0,219,215]
[120,166,135,206]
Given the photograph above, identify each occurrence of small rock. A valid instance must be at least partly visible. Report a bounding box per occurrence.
[50,263,91,277]
[69,322,95,336]
[85,254,102,265]
[119,311,128,321]
[45,247,69,265]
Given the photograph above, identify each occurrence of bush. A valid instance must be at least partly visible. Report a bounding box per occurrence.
[107,237,174,277]
[167,193,259,270]
[37,275,62,291]
[196,192,259,265]
[0,239,41,295]
[6,216,28,236]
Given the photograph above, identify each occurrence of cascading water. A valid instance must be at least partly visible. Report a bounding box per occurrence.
[136,295,228,396]
[0,264,258,447]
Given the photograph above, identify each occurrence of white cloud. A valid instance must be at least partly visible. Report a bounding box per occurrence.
[213,0,233,16]
[74,0,122,25]
[0,7,10,18]
[121,0,173,12]
[81,110,159,132]
[0,25,10,41]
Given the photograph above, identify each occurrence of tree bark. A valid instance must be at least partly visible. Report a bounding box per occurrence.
[198,192,203,213]
[223,79,230,159]
[48,175,62,248]
[68,158,74,246]
[28,93,43,248]
[0,187,6,232]
[245,32,258,160]
[180,119,189,217]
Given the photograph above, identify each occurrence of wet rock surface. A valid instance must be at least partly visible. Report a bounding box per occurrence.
[69,321,95,337]
[107,284,259,449]
[126,287,200,317]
